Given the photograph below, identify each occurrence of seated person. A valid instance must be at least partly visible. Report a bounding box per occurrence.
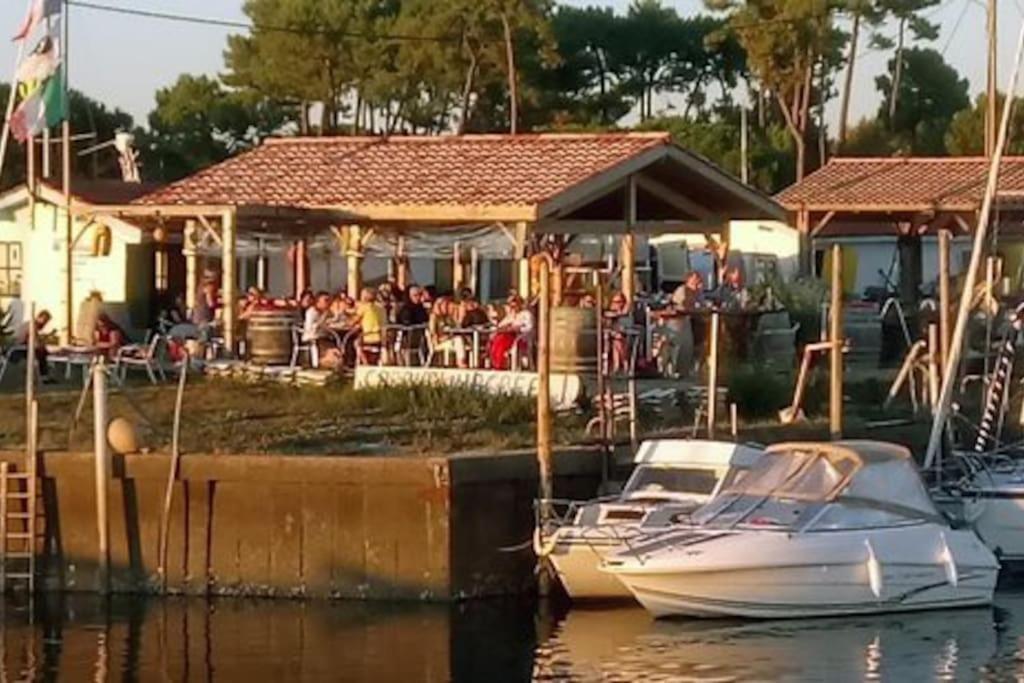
[93,314,127,359]
[354,287,386,365]
[328,293,356,327]
[13,309,53,382]
[394,286,429,360]
[605,292,633,373]
[428,297,466,367]
[239,286,269,321]
[301,292,338,367]
[488,295,534,370]
[458,296,490,328]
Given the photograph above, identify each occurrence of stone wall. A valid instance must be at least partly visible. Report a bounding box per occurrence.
[2,447,603,600]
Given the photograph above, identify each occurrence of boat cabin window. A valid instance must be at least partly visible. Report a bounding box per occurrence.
[623,465,720,499]
[809,503,913,530]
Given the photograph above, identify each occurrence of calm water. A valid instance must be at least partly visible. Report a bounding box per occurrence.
[4,591,1024,681]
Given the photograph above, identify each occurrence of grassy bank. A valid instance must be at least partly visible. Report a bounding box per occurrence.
[0,379,590,456]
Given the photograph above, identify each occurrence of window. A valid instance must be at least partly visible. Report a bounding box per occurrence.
[0,242,23,296]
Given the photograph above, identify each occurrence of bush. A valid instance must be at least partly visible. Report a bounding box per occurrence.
[726,364,791,420]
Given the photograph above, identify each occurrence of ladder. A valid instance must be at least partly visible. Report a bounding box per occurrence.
[0,401,39,594]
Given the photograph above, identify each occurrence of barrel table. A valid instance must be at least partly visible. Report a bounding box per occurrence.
[247,309,300,365]
[550,307,598,375]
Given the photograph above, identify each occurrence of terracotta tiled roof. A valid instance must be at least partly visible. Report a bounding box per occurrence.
[136,133,672,214]
[776,157,1024,211]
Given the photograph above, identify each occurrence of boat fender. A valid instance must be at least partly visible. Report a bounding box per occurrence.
[938,532,958,587]
[865,539,883,599]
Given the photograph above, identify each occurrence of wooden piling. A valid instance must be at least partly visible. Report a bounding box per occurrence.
[928,323,940,413]
[536,259,553,519]
[707,310,720,439]
[829,244,844,439]
[158,352,189,588]
[938,229,952,371]
[92,360,110,593]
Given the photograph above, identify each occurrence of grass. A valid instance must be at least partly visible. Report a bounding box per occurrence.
[0,378,594,457]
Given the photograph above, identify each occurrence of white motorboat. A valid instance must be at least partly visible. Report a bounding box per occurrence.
[936,452,1024,567]
[538,440,763,600]
[604,440,999,619]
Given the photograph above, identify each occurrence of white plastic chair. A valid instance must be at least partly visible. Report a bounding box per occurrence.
[290,325,319,369]
[116,333,167,384]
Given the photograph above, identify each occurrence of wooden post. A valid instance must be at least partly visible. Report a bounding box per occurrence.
[938,229,952,371]
[536,259,553,520]
[221,209,237,354]
[515,222,530,297]
[256,237,268,291]
[183,220,198,313]
[829,244,844,439]
[928,323,940,413]
[158,352,188,588]
[707,311,720,438]
[730,403,739,439]
[622,176,638,304]
[396,235,409,291]
[346,226,363,299]
[296,238,309,295]
[470,247,479,294]
[452,241,463,291]
[92,359,110,593]
[26,303,36,415]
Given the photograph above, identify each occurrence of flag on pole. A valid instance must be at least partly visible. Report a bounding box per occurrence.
[15,19,60,85]
[12,0,61,42]
[11,65,65,142]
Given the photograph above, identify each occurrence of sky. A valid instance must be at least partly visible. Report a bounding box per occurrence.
[0,0,1014,131]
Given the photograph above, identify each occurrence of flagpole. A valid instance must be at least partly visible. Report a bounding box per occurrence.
[61,0,71,345]
[0,0,33,189]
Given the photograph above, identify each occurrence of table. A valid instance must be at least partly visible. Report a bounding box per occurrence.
[49,345,101,384]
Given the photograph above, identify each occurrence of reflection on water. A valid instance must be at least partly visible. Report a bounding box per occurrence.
[6,591,1024,681]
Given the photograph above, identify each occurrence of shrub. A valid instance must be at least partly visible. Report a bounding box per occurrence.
[726,364,791,420]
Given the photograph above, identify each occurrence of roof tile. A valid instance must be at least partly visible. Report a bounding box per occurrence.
[777,157,1024,210]
[137,133,671,211]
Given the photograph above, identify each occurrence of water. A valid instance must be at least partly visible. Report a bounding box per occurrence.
[5,591,1024,681]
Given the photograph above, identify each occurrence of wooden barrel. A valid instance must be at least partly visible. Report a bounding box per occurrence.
[247,309,299,365]
[550,307,598,375]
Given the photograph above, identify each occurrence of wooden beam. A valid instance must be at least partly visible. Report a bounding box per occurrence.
[809,210,836,238]
[183,220,198,313]
[536,219,721,235]
[222,209,238,354]
[346,226,363,298]
[515,221,530,296]
[621,176,637,304]
[634,174,715,220]
[830,244,844,439]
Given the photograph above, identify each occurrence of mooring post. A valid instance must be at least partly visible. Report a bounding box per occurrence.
[830,244,844,439]
[536,259,553,595]
[707,310,720,439]
[92,359,110,593]
[928,323,940,413]
[938,229,952,372]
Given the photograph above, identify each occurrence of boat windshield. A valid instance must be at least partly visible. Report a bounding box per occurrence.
[622,465,721,501]
[691,442,943,530]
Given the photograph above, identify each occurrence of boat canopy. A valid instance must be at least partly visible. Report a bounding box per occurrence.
[704,440,942,526]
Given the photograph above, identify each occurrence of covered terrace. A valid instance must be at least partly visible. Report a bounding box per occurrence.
[778,156,1024,299]
[82,133,783,353]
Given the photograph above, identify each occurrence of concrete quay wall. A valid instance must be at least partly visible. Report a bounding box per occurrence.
[1,448,602,600]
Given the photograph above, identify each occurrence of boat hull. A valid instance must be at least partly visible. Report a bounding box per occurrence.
[607,527,998,619]
[548,533,634,599]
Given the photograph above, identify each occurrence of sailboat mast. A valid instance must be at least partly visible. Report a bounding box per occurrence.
[61,0,72,344]
[987,0,999,157]
[924,24,1024,469]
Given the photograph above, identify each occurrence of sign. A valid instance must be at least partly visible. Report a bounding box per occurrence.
[353,366,583,410]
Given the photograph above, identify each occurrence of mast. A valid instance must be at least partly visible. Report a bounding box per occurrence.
[61,0,72,344]
[924,24,1024,470]
[986,0,998,157]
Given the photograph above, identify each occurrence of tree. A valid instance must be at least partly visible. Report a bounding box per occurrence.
[715,0,838,180]
[836,0,885,148]
[140,74,287,181]
[638,109,795,193]
[871,0,939,121]
[946,93,1024,155]
[613,0,684,121]
[876,47,967,154]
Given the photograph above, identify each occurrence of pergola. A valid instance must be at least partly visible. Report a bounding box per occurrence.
[82,133,783,351]
[778,156,1024,296]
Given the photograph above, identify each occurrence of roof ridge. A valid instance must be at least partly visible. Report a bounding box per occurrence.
[827,155,1024,164]
[261,132,671,146]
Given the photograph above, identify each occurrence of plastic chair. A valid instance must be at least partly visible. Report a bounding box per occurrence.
[116,333,167,384]
[290,325,319,369]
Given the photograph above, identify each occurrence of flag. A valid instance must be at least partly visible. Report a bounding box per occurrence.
[15,19,60,85]
[12,0,61,42]
[11,66,65,142]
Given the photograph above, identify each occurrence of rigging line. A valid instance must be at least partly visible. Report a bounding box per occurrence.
[941,0,973,56]
[65,0,458,43]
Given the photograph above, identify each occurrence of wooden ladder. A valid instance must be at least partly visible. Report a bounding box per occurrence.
[0,401,39,594]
